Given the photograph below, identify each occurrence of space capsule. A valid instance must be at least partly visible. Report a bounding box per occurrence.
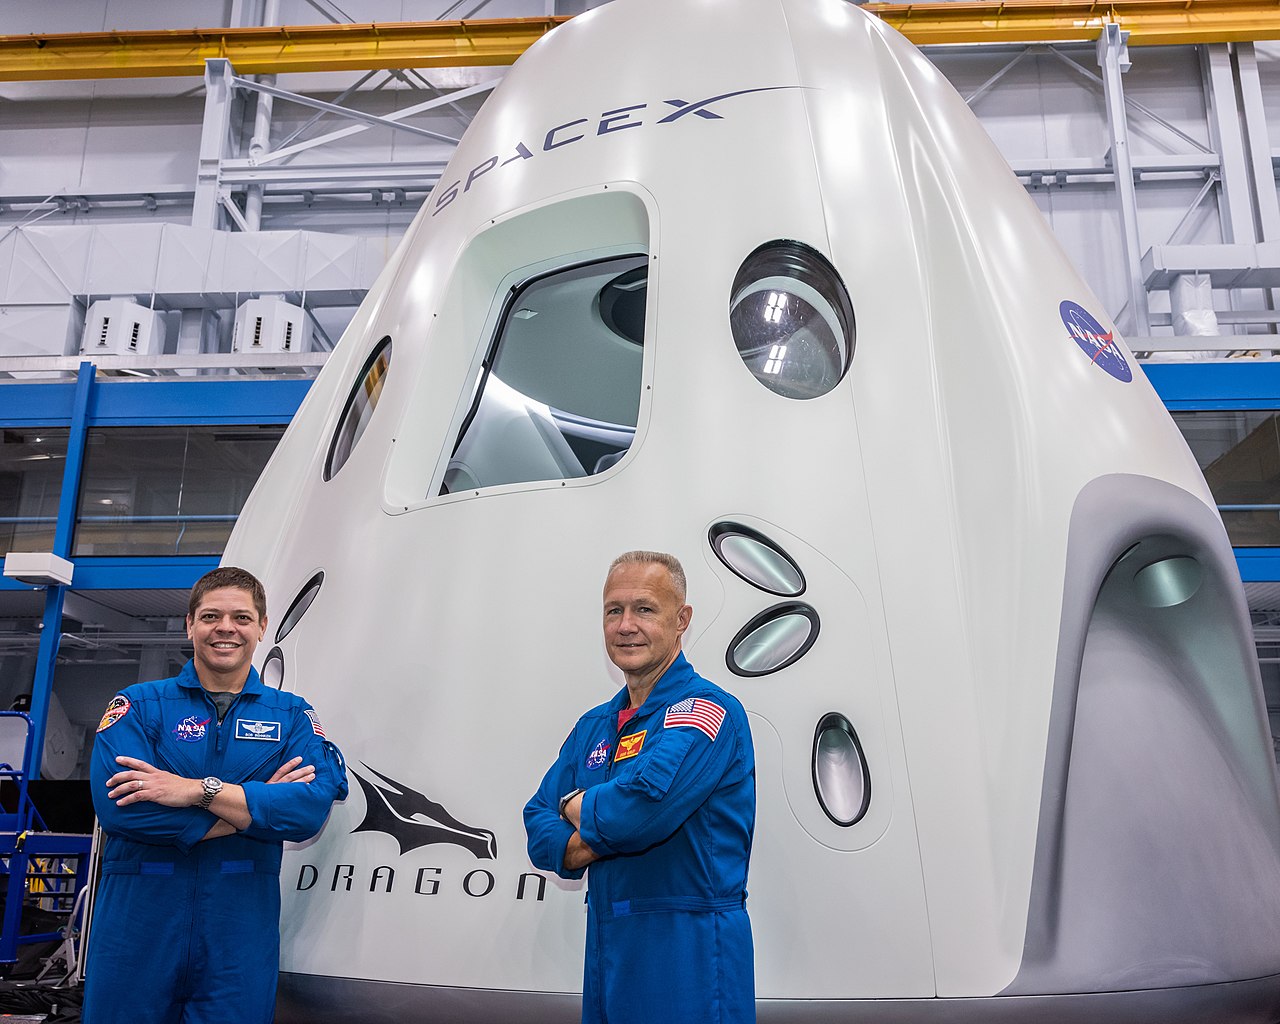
[222,0,1280,1019]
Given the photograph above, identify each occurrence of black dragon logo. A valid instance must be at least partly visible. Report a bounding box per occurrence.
[349,763,498,860]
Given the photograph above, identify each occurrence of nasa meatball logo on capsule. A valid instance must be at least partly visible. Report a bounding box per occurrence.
[432,85,803,218]
[1060,300,1132,383]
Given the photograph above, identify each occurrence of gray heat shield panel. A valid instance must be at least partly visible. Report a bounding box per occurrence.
[1006,473,1280,997]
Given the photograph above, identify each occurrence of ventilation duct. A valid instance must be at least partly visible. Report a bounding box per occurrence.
[80,298,166,357]
[232,297,309,355]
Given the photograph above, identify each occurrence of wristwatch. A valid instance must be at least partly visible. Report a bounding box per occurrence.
[199,776,224,809]
[558,787,585,821]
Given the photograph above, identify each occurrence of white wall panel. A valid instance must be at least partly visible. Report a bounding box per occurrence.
[76,100,205,191]
[1,1,233,34]
[0,95,204,200]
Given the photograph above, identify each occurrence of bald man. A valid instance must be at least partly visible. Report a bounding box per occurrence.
[525,550,756,1024]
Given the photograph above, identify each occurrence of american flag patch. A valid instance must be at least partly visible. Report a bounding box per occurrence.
[663,698,726,741]
[305,709,326,737]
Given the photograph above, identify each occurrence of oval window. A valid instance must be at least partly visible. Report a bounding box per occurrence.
[729,241,854,400]
[812,713,870,826]
[275,571,323,644]
[709,522,805,596]
[325,337,392,480]
[262,646,285,690]
[1133,555,1203,608]
[726,602,820,677]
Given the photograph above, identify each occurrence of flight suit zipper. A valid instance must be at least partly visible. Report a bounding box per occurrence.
[208,691,284,781]
[208,691,244,759]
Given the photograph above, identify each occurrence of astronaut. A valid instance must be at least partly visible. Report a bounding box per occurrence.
[525,551,756,1024]
[85,566,348,1024]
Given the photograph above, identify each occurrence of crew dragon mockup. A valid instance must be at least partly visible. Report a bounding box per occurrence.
[221,0,1280,1020]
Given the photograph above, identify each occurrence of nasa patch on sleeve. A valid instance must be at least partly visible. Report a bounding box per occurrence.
[97,695,131,733]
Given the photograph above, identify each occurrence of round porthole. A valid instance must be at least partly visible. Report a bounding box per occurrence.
[1133,556,1203,608]
[727,602,819,677]
[709,522,804,596]
[262,647,285,690]
[325,337,392,480]
[729,241,854,400]
[275,572,323,644]
[812,713,870,826]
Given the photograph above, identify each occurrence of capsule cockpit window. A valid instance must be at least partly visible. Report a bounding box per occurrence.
[326,337,392,481]
[729,241,854,400]
[440,255,647,495]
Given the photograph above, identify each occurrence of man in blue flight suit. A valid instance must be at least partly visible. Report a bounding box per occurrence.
[85,566,348,1024]
[525,550,756,1024]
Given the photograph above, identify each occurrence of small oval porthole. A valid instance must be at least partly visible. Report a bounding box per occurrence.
[325,337,393,480]
[729,240,854,400]
[275,572,323,644]
[709,522,805,597]
[812,713,870,826]
[726,602,819,677]
[262,647,285,690]
[1133,556,1203,609]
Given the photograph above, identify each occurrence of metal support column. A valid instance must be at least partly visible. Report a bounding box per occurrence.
[1201,42,1264,333]
[244,76,274,231]
[28,590,65,783]
[243,0,279,231]
[1235,41,1280,324]
[27,362,95,780]
[193,58,235,231]
[1236,41,1280,238]
[1201,43,1257,245]
[1097,24,1150,335]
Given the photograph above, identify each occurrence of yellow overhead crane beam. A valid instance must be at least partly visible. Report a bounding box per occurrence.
[0,0,1276,82]
[869,0,1280,46]
[0,17,570,81]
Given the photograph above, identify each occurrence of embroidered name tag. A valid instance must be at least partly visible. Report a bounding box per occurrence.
[614,730,646,762]
[235,719,281,742]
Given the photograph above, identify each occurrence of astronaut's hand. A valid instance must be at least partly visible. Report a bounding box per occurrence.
[107,756,201,808]
[564,831,600,870]
[267,756,315,784]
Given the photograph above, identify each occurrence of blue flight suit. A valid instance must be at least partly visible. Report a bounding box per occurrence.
[85,661,348,1024]
[525,652,756,1024]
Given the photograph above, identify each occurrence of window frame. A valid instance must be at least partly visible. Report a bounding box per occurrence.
[428,246,654,505]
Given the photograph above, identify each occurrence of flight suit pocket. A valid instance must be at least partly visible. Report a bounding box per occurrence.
[632,729,696,801]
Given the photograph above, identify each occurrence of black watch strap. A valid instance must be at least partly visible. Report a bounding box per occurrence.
[558,787,585,821]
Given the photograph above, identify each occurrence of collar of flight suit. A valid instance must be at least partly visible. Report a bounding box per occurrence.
[606,650,695,724]
[174,658,265,697]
